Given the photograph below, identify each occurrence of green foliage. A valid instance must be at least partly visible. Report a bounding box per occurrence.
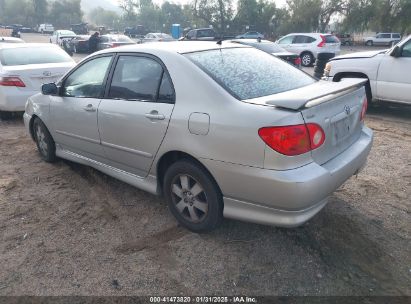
[88,7,120,27]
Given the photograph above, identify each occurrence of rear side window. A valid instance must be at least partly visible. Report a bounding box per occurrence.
[393,34,401,39]
[0,47,73,66]
[293,35,315,43]
[325,35,339,43]
[108,56,163,101]
[185,48,315,100]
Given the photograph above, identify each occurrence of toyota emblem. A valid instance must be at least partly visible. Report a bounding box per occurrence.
[344,105,351,115]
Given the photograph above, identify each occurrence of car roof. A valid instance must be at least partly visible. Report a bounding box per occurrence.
[0,37,24,43]
[231,39,270,44]
[96,41,248,55]
[0,43,61,50]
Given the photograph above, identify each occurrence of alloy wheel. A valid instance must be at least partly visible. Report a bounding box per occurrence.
[35,124,48,156]
[302,54,311,66]
[170,174,209,223]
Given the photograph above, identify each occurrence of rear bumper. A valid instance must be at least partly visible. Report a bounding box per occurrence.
[203,126,373,227]
[0,88,37,112]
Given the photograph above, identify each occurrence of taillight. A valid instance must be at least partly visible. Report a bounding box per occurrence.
[360,97,368,121]
[294,57,301,66]
[258,123,325,156]
[317,35,326,47]
[0,76,26,87]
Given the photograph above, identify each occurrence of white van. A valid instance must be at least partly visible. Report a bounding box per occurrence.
[38,24,54,34]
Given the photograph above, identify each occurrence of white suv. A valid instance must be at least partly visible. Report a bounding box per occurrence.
[276,33,341,67]
[38,24,54,34]
[364,33,401,47]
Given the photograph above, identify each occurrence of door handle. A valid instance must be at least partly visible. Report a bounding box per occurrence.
[145,111,165,121]
[83,104,96,112]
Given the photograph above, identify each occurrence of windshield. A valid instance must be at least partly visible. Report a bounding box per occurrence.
[0,47,73,66]
[185,48,315,100]
[59,30,75,36]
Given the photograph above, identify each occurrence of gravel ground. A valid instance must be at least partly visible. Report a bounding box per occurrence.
[0,33,409,296]
[0,103,410,296]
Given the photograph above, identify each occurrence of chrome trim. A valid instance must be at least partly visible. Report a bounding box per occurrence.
[55,130,100,144]
[101,141,153,158]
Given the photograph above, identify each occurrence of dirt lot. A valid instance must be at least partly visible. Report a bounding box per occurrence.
[0,101,410,296]
[0,33,410,296]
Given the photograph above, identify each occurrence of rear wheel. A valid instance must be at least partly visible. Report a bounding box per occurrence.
[33,118,56,162]
[163,160,223,233]
[366,40,373,46]
[300,52,314,67]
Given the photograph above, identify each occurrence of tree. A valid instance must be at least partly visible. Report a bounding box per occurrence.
[286,0,322,32]
[49,0,83,28]
[193,0,234,33]
[88,7,120,27]
[32,0,48,25]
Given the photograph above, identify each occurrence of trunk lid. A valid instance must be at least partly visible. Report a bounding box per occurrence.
[2,62,74,91]
[246,78,367,165]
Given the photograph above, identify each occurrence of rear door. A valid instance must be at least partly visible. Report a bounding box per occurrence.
[376,39,411,103]
[50,55,113,161]
[98,54,175,177]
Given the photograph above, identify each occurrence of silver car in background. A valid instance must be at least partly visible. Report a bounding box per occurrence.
[24,42,372,232]
[276,33,341,67]
[0,43,75,119]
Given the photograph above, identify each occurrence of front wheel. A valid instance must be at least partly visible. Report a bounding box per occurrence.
[33,118,56,163]
[300,52,314,67]
[163,160,223,233]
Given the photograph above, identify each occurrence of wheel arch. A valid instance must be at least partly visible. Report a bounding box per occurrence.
[156,150,223,198]
[333,72,373,100]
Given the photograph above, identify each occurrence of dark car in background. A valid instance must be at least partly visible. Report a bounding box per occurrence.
[97,34,136,50]
[182,28,219,41]
[336,33,354,46]
[71,23,89,35]
[231,39,302,68]
[124,25,145,38]
[69,35,90,53]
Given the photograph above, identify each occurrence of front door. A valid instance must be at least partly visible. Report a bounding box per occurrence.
[50,55,113,161]
[98,55,175,177]
[376,39,411,103]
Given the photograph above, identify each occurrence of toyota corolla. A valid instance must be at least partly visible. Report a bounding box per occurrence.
[24,42,373,232]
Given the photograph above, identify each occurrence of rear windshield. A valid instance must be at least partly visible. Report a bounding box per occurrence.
[185,48,315,100]
[112,36,134,43]
[0,47,73,66]
[325,35,339,43]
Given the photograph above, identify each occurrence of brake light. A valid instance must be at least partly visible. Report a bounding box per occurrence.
[0,76,26,87]
[360,97,368,121]
[258,123,325,156]
[109,43,120,48]
[294,57,301,66]
[318,35,326,47]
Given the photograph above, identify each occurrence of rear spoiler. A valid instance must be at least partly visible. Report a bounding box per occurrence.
[256,78,367,110]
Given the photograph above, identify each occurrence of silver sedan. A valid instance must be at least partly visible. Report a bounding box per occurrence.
[24,41,373,232]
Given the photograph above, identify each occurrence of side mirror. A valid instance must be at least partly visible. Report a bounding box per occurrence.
[41,83,58,95]
[391,45,401,58]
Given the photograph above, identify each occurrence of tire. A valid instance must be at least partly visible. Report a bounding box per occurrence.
[0,111,12,120]
[33,118,56,163]
[163,160,223,233]
[300,52,314,67]
[366,40,373,46]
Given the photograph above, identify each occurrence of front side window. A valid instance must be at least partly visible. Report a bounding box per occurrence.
[62,56,112,98]
[381,34,391,39]
[185,47,315,100]
[108,56,163,101]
